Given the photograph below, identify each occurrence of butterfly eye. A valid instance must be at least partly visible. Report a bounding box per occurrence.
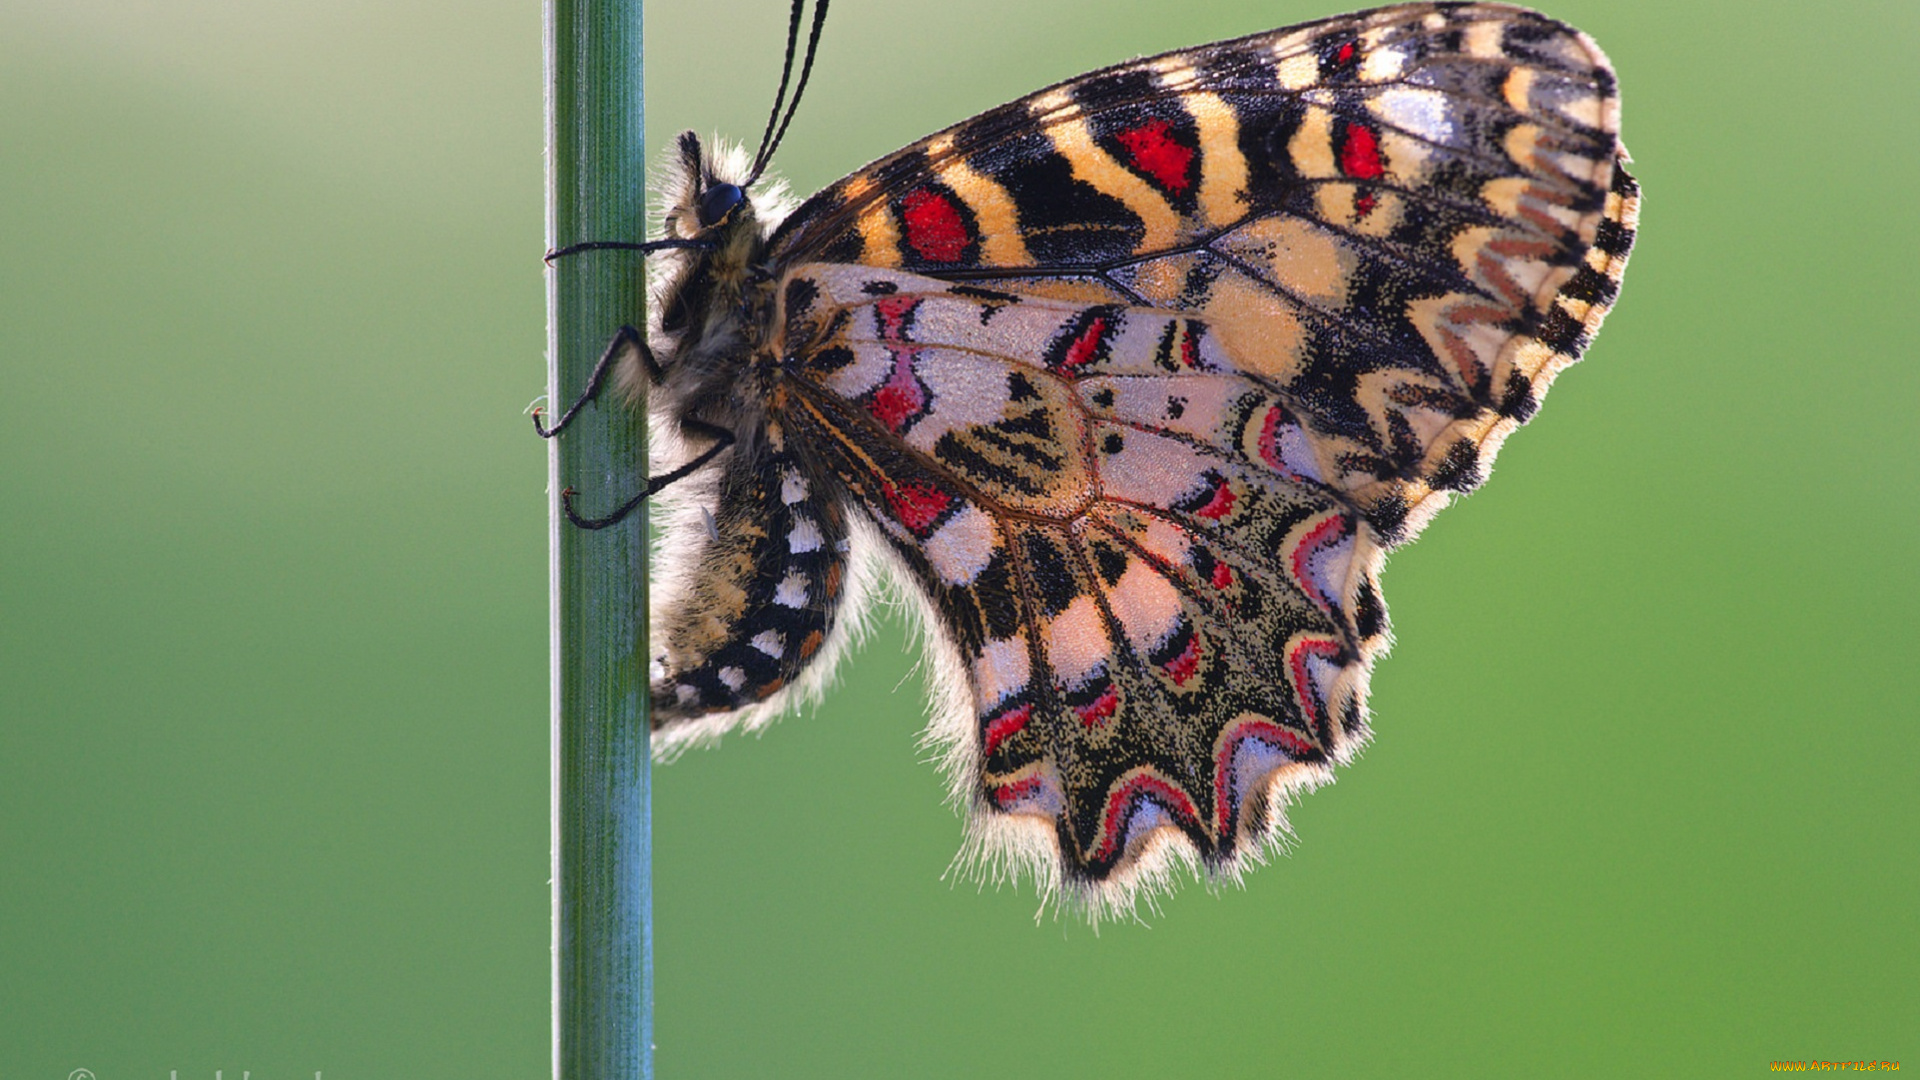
[697,182,745,228]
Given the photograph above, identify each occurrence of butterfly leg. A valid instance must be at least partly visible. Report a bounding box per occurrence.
[542,236,710,264]
[535,233,719,436]
[533,325,662,439]
[560,417,737,530]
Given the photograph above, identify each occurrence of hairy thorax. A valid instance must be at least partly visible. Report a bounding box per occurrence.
[622,137,789,441]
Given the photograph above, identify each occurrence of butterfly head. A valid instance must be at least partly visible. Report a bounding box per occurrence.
[662,131,770,244]
[652,131,787,339]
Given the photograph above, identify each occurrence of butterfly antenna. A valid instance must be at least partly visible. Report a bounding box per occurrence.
[749,0,831,184]
[749,0,808,180]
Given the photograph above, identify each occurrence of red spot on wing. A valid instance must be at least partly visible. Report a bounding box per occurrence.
[1335,40,1357,66]
[874,294,918,336]
[868,350,926,432]
[1162,632,1202,687]
[1057,315,1109,373]
[869,383,921,431]
[882,481,952,535]
[1339,122,1384,181]
[1192,476,1237,521]
[900,187,970,262]
[1093,774,1200,861]
[1354,190,1378,218]
[869,295,928,431]
[1211,562,1235,590]
[983,703,1031,757]
[1113,118,1195,193]
[1074,683,1120,727]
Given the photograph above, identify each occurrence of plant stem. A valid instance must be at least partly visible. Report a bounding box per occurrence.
[545,0,651,1077]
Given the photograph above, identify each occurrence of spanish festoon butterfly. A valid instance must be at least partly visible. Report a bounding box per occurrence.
[541,0,1638,916]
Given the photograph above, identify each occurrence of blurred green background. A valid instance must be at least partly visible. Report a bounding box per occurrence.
[2,0,1914,1076]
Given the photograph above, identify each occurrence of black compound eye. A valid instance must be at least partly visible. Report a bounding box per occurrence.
[696,182,745,228]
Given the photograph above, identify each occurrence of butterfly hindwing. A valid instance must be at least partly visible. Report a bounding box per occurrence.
[764,265,1384,889]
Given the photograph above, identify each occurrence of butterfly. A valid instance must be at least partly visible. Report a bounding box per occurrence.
[545,0,1638,916]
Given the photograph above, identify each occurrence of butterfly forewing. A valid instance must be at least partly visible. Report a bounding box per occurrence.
[647,2,1638,908]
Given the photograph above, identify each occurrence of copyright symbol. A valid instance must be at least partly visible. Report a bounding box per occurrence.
[70,1071,96,1080]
